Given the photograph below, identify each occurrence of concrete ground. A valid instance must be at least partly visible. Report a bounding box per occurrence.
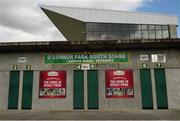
[0,110,180,120]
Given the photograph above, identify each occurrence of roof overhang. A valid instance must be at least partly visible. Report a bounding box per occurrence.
[41,6,178,25]
[0,39,180,52]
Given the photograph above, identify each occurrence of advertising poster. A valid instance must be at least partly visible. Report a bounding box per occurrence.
[105,69,134,98]
[39,71,66,98]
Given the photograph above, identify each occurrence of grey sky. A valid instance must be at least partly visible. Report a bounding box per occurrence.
[0,0,160,42]
[0,0,67,42]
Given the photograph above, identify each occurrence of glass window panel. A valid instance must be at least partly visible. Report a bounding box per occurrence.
[162,30,169,38]
[135,31,142,39]
[116,24,123,31]
[129,31,135,40]
[129,25,141,30]
[148,25,155,30]
[86,32,94,40]
[100,24,107,31]
[114,24,120,31]
[116,31,122,40]
[122,24,129,30]
[142,31,149,39]
[142,25,148,30]
[92,23,99,31]
[149,30,156,39]
[94,32,101,40]
[162,25,168,30]
[107,24,116,31]
[156,30,162,39]
[101,32,108,40]
[155,25,161,30]
[86,23,93,31]
[108,32,116,40]
[122,30,129,40]
[128,25,133,30]
[137,25,142,30]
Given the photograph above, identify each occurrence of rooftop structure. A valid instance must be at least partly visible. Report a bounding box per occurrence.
[41,6,178,41]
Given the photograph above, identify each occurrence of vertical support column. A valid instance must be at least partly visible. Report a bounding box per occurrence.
[18,71,23,110]
[151,69,157,110]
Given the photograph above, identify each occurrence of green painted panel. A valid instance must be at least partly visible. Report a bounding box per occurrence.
[87,70,99,109]
[73,70,84,109]
[154,69,168,109]
[41,8,86,41]
[140,69,153,109]
[21,71,33,109]
[8,71,20,109]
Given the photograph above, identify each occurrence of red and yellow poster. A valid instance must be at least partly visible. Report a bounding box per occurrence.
[39,71,66,98]
[105,69,134,98]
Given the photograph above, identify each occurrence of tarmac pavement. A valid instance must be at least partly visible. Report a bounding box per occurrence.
[0,110,180,120]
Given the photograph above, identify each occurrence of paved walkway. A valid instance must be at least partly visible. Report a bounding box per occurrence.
[0,110,180,120]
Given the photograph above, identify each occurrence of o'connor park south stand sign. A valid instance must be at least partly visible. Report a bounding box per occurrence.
[44,52,129,64]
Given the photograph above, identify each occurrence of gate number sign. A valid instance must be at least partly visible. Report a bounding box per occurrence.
[13,65,18,70]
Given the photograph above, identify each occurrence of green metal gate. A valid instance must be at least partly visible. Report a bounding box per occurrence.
[21,71,33,109]
[87,70,99,109]
[140,69,153,109]
[154,69,168,109]
[73,70,84,109]
[8,71,20,109]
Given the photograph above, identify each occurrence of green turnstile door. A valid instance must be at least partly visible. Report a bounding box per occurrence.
[8,71,20,109]
[87,70,99,109]
[73,70,84,109]
[21,71,33,109]
[140,69,153,109]
[154,69,168,109]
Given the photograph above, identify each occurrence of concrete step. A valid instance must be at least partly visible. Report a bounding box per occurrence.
[0,110,180,120]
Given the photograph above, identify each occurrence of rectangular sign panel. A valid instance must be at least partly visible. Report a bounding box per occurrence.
[39,71,66,98]
[44,52,129,64]
[105,69,134,98]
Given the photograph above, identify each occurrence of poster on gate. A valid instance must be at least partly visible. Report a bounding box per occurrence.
[105,69,134,98]
[39,71,66,98]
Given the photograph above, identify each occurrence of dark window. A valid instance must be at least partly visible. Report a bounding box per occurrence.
[92,23,99,31]
[116,31,121,40]
[100,24,107,31]
[108,24,116,31]
[86,23,93,31]
[123,30,130,40]
[122,24,129,30]
[116,24,123,31]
